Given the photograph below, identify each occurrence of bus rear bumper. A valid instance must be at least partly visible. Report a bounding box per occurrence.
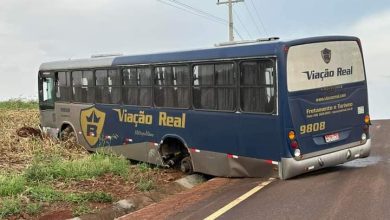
[279,139,371,180]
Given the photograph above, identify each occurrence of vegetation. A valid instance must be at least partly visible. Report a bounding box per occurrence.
[0,151,127,218]
[0,99,38,110]
[25,152,129,182]
[0,100,172,219]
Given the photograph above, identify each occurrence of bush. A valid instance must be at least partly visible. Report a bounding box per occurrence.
[0,99,38,110]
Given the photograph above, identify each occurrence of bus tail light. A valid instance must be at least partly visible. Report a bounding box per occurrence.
[288,131,295,140]
[364,115,371,125]
[290,140,299,149]
[363,115,370,139]
[288,130,301,158]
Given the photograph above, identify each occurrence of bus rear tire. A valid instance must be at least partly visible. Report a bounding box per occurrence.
[180,156,193,174]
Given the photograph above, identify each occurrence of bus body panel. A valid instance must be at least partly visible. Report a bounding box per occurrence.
[38,36,371,179]
[49,102,281,178]
[288,83,369,157]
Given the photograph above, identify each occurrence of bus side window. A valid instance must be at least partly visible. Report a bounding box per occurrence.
[138,67,152,106]
[96,69,121,104]
[56,71,71,102]
[122,67,152,106]
[193,63,235,111]
[240,60,275,113]
[154,65,190,108]
[43,78,54,102]
[39,72,55,109]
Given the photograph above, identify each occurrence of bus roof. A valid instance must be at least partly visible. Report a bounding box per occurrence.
[39,36,359,71]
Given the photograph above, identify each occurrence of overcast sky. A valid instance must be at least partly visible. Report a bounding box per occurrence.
[0,0,389,119]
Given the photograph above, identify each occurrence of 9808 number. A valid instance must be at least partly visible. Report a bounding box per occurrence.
[300,122,326,134]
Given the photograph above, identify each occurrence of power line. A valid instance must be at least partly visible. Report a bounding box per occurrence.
[168,0,226,24]
[233,27,244,40]
[244,1,262,36]
[156,0,244,40]
[248,0,268,36]
[168,0,243,40]
[233,8,253,39]
[156,0,225,25]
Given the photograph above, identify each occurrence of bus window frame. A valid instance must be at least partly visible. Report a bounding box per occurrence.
[191,61,237,113]
[70,69,96,105]
[121,65,153,108]
[94,67,122,105]
[153,64,192,110]
[237,58,278,115]
[55,71,72,103]
[38,71,56,110]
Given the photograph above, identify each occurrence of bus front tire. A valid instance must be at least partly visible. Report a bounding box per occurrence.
[59,126,77,146]
[180,156,193,174]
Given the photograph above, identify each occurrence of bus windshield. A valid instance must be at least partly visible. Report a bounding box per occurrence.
[287,41,365,92]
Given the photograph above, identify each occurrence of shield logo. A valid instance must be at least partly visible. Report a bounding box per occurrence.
[80,106,106,147]
[321,48,331,64]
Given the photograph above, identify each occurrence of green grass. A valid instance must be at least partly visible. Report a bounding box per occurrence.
[27,184,113,204]
[81,192,113,203]
[0,197,22,218]
[28,185,62,202]
[0,175,26,197]
[0,198,42,218]
[138,162,152,173]
[0,99,38,110]
[63,192,113,204]
[130,163,157,191]
[25,152,129,182]
[72,203,93,217]
[25,203,42,216]
[136,178,155,191]
[0,152,128,218]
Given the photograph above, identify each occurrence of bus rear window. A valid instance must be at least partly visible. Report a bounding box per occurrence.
[287,41,365,92]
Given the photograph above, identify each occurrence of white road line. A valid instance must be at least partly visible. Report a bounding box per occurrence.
[204,178,275,220]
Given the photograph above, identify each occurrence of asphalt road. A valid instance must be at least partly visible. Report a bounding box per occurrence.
[170,120,390,220]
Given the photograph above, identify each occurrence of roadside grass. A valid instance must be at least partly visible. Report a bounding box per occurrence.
[0,175,26,197]
[0,149,161,218]
[27,184,113,204]
[0,197,42,218]
[0,151,126,217]
[0,99,38,110]
[25,203,42,216]
[130,163,157,191]
[0,197,22,218]
[25,152,130,182]
[0,102,167,218]
[72,203,93,217]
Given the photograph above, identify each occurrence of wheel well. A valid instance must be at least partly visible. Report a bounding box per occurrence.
[60,123,72,132]
[59,123,76,141]
[159,137,190,167]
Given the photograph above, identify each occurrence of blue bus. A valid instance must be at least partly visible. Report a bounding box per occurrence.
[38,36,371,179]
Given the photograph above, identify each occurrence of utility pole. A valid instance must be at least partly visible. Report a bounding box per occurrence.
[217,0,244,42]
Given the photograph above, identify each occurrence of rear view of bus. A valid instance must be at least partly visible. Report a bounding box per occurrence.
[281,37,371,179]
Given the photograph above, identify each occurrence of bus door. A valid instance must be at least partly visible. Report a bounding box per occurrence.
[38,71,56,128]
